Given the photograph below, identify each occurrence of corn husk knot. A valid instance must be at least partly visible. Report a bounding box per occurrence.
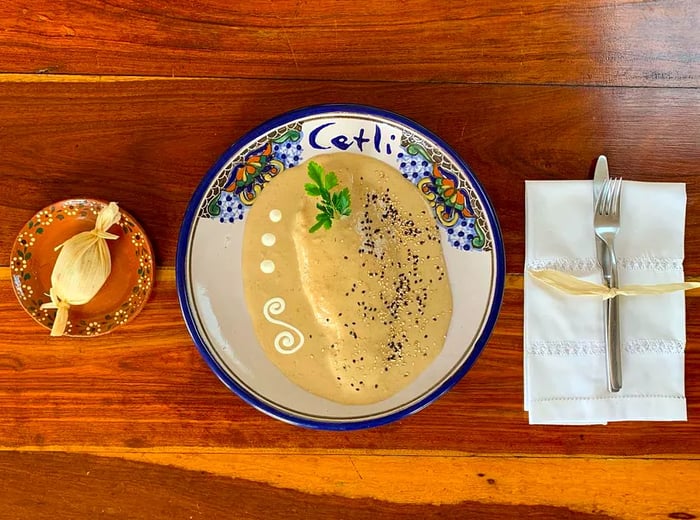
[529,269,700,299]
[40,202,122,336]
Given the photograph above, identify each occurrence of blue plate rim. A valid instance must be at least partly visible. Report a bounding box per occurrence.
[176,103,506,430]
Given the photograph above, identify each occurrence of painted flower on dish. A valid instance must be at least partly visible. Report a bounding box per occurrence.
[36,210,54,226]
[224,143,284,205]
[17,232,36,248]
[418,164,474,226]
[85,322,102,335]
[130,231,145,247]
[12,256,26,272]
[112,309,129,325]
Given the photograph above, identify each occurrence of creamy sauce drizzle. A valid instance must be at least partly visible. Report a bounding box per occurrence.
[269,209,282,223]
[260,259,275,274]
[262,297,305,354]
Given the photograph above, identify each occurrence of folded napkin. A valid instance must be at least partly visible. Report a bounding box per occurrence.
[524,180,688,425]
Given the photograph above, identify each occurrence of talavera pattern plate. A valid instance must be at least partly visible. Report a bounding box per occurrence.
[177,104,505,429]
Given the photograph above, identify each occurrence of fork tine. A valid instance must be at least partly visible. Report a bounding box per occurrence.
[611,177,622,215]
[604,179,613,215]
[601,178,614,215]
[605,178,615,216]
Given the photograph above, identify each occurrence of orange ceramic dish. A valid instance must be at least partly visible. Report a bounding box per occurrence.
[10,199,154,337]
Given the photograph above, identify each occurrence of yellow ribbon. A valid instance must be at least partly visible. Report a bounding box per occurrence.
[528,269,700,300]
[89,228,119,241]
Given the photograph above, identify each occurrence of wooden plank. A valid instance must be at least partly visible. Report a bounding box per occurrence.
[90,451,700,520]
[0,1,697,86]
[0,76,698,273]
[0,451,697,520]
[0,269,698,455]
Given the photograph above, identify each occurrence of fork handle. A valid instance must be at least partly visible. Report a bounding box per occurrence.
[605,297,622,392]
[605,246,623,392]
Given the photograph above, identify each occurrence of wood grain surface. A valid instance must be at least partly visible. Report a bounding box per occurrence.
[0,0,697,86]
[1,268,699,457]
[2,450,699,520]
[1,76,698,273]
[1,0,699,518]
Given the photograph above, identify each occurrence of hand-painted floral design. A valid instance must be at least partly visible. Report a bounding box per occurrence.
[198,116,491,252]
[418,164,474,226]
[17,232,36,248]
[112,309,129,325]
[85,322,102,335]
[397,148,433,183]
[271,133,303,169]
[224,142,284,205]
[207,129,303,223]
[397,144,487,251]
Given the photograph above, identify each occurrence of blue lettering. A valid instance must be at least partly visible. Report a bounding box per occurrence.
[330,134,352,150]
[353,128,370,151]
[309,122,334,150]
[373,125,382,153]
[308,122,397,155]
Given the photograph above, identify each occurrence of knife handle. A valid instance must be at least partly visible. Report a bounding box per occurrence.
[606,249,622,392]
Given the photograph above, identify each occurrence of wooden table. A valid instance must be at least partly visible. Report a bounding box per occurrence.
[1,1,698,518]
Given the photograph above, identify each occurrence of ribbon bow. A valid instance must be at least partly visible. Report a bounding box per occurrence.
[528,269,700,299]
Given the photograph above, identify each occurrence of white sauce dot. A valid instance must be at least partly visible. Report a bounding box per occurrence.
[261,233,276,247]
[269,209,282,223]
[260,260,275,274]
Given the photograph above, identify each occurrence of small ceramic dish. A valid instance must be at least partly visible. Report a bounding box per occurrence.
[10,199,154,336]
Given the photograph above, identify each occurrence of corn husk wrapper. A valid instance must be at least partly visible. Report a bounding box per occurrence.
[529,269,700,299]
[41,202,122,336]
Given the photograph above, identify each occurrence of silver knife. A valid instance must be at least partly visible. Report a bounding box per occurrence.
[593,156,609,268]
[593,155,622,392]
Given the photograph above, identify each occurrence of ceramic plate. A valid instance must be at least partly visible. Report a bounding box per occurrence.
[177,104,505,429]
[10,199,154,336]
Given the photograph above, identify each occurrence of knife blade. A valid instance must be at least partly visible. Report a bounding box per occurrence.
[593,155,610,274]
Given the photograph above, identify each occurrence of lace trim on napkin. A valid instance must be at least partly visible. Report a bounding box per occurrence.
[527,258,598,273]
[626,339,685,354]
[623,257,684,271]
[527,340,604,356]
[532,394,685,403]
[526,256,684,273]
[527,339,685,356]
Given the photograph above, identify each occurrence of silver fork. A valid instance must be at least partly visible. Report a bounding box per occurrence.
[594,177,623,392]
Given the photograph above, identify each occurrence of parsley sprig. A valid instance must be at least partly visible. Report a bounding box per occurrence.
[304,161,351,233]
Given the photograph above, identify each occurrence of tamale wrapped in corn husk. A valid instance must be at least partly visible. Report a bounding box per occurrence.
[41,202,121,336]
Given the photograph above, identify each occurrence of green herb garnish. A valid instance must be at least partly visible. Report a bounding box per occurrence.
[304,161,352,233]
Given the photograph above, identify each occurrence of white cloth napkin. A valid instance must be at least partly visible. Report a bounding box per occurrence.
[524,180,688,424]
